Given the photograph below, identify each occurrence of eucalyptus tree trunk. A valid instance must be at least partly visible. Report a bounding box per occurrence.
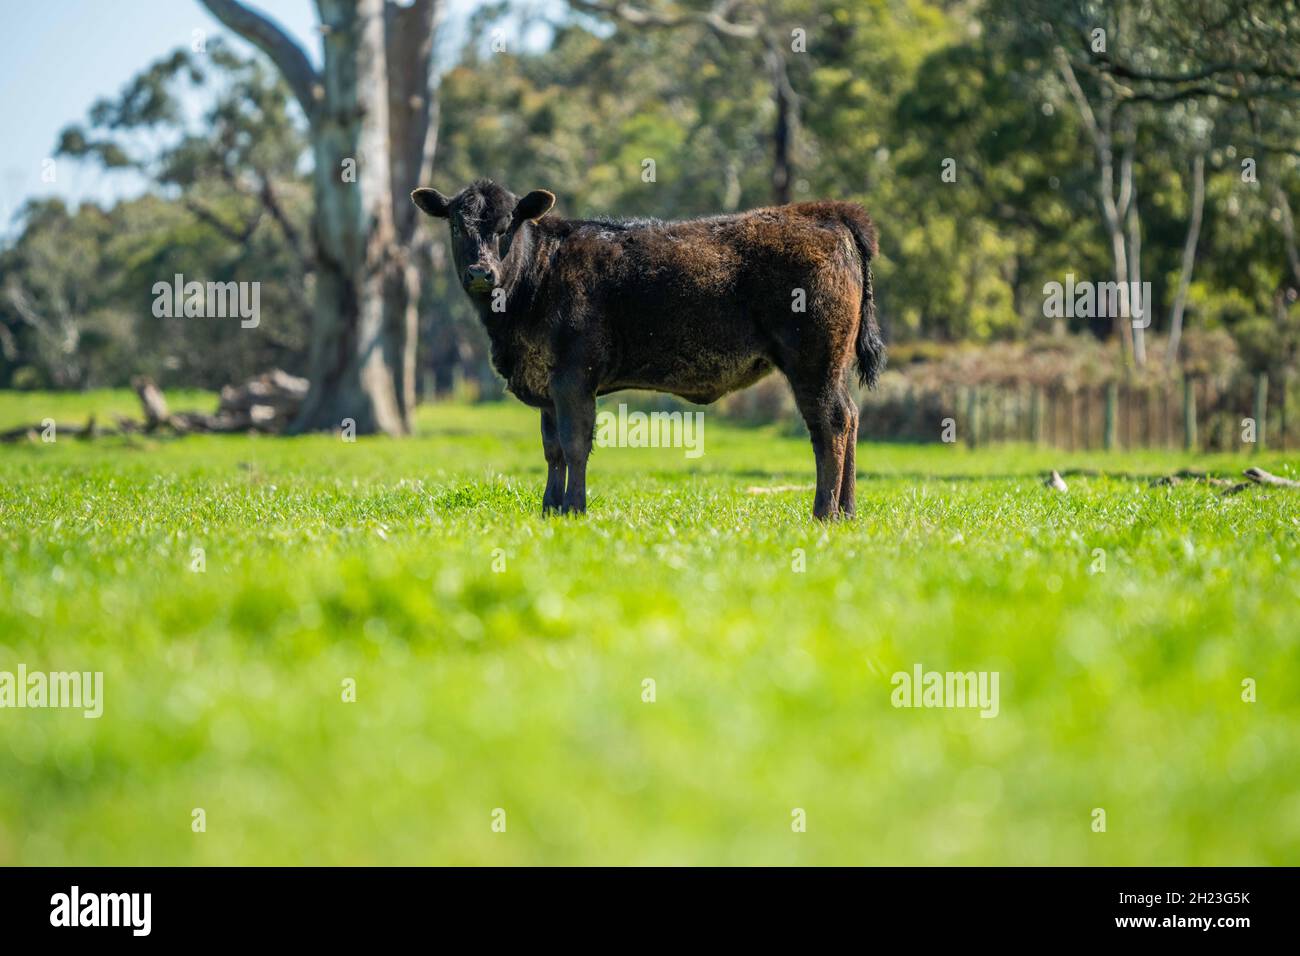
[384,0,442,421]
[199,0,442,436]
[1055,48,1145,368]
[297,0,402,434]
[1166,153,1206,367]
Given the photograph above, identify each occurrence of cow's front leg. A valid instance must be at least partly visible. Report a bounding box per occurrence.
[540,408,566,514]
[552,378,596,515]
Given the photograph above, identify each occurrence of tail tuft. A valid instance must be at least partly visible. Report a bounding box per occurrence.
[840,209,886,389]
[855,262,886,390]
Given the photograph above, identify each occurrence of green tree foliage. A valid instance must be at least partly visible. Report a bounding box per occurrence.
[3,1,1298,391]
[1,41,311,390]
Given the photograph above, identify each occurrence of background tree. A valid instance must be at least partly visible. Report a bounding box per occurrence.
[4,0,1298,416]
[9,44,312,391]
[198,0,443,435]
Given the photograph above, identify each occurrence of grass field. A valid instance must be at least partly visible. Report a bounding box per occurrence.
[1,389,1297,865]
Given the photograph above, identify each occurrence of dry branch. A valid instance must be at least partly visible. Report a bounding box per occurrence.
[1,370,311,443]
[1243,467,1300,488]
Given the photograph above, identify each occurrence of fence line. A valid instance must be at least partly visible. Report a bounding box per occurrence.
[857,372,1292,451]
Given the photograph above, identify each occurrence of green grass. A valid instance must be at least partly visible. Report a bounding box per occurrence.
[0,388,215,432]
[1,389,1297,865]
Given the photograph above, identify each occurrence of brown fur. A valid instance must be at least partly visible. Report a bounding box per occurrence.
[412,180,885,519]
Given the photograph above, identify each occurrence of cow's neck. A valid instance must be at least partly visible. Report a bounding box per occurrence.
[474,225,550,335]
[472,224,555,390]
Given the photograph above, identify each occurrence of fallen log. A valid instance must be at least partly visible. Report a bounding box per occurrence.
[132,377,174,431]
[1243,467,1300,488]
[215,369,309,432]
[1150,473,1236,488]
[1,370,310,442]
[0,415,98,443]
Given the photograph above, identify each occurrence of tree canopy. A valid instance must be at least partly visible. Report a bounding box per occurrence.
[3,0,1297,395]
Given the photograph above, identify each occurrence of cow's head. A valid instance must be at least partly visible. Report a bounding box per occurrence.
[411,180,556,298]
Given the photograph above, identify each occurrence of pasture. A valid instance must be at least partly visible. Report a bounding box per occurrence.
[0,390,1296,864]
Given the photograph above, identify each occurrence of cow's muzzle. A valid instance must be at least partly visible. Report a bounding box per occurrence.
[465,264,496,292]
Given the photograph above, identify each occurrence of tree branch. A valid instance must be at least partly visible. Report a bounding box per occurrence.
[1054,48,1101,143]
[572,1,796,201]
[198,0,320,119]
[256,170,314,271]
[1089,55,1238,86]
[570,0,761,40]
[1166,153,1206,367]
[184,196,264,243]
[386,0,444,241]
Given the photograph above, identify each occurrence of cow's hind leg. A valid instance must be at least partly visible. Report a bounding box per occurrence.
[790,379,853,521]
[837,384,859,518]
[540,408,566,514]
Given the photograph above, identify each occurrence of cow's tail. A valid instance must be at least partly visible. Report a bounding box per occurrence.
[841,209,886,390]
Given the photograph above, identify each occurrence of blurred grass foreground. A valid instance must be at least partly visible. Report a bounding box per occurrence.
[0,390,1297,864]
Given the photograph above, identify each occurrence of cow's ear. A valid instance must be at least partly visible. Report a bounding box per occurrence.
[411,187,451,218]
[513,189,556,225]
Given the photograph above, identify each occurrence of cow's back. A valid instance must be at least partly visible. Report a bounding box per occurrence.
[531,204,869,402]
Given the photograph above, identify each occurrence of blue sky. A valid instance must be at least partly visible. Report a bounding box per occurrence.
[0,0,557,232]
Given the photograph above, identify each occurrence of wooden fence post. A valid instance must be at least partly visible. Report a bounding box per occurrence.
[1030,387,1043,446]
[1170,385,1180,447]
[1145,386,1155,447]
[1281,372,1289,451]
[982,387,994,444]
[1104,382,1118,451]
[1067,389,1078,451]
[966,386,980,449]
[1121,381,1129,448]
[1183,376,1197,451]
[1254,372,1268,453]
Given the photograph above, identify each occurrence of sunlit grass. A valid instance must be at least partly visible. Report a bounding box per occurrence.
[0,390,1297,864]
[0,388,216,432]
